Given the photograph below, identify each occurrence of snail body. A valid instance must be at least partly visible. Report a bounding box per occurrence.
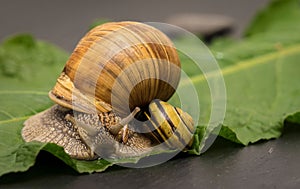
[22,21,195,160]
[22,105,152,160]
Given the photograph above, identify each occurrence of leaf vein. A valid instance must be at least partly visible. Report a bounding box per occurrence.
[188,44,300,84]
[0,110,15,119]
[0,116,30,125]
[0,91,48,95]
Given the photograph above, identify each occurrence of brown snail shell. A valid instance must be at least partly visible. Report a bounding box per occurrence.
[49,21,181,117]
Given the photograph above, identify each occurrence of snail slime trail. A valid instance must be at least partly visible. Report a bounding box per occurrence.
[22,21,195,160]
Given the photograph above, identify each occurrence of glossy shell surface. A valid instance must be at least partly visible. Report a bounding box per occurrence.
[49,21,181,117]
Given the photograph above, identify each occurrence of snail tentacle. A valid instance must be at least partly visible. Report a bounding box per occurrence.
[120,124,129,144]
[108,107,141,135]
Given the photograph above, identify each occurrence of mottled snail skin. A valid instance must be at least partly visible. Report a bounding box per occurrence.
[22,105,152,160]
[49,21,181,117]
[22,105,96,160]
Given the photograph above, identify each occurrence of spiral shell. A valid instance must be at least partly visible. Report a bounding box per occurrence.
[49,21,181,116]
[144,99,194,149]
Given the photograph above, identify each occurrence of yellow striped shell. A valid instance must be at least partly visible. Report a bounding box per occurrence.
[49,21,181,117]
[144,100,194,149]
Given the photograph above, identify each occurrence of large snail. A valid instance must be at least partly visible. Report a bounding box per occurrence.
[22,21,195,160]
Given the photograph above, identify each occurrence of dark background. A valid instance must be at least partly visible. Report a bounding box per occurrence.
[1,0,300,188]
[0,0,269,51]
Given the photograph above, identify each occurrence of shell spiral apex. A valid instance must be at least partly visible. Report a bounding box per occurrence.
[49,21,181,116]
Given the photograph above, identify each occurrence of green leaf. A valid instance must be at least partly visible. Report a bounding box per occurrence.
[286,112,300,124]
[195,0,300,145]
[244,0,300,37]
[0,34,67,176]
[0,120,46,176]
[42,143,113,173]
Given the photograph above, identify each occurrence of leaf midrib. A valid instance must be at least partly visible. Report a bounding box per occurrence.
[0,116,31,125]
[187,43,300,84]
[0,91,48,95]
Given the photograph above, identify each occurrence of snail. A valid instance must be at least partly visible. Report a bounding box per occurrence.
[143,99,194,150]
[21,21,195,160]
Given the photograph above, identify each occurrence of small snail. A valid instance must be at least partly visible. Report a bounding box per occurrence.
[22,21,195,160]
[143,99,194,149]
